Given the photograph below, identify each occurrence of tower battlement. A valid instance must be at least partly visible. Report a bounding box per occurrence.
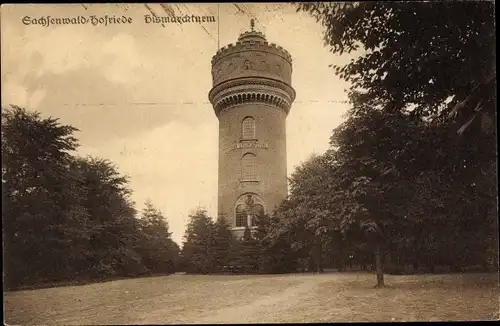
[211,34,293,65]
[209,29,295,118]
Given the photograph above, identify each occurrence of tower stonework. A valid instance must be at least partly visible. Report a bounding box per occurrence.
[209,24,295,238]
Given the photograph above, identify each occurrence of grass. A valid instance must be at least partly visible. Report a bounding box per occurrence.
[4,272,499,324]
[276,273,499,323]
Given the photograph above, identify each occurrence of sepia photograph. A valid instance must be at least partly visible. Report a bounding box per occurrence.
[1,2,498,324]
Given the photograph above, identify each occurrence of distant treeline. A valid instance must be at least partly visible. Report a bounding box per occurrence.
[2,93,497,290]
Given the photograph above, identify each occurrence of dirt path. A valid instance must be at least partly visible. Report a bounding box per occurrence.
[194,277,323,324]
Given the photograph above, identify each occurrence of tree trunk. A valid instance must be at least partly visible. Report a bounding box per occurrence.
[338,238,346,271]
[482,261,489,272]
[385,251,392,270]
[375,244,385,287]
[413,258,419,271]
[451,261,463,273]
[308,255,315,273]
[315,243,323,273]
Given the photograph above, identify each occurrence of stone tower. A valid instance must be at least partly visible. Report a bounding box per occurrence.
[208,21,295,238]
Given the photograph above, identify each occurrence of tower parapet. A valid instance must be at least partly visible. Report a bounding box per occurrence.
[209,29,295,117]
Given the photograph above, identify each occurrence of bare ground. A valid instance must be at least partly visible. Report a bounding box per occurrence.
[4,272,499,325]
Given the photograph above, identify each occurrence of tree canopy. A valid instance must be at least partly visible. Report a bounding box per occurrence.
[297,1,495,128]
[269,1,499,285]
[2,106,179,289]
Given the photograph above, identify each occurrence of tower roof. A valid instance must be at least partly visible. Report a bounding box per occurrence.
[238,30,267,42]
[238,19,266,42]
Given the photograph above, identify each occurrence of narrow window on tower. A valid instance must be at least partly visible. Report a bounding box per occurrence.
[235,204,247,227]
[241,153,257,180]
[242,116,256,139]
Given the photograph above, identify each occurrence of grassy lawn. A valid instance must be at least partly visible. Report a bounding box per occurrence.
[276,273,499,323]
[4,272,499,324]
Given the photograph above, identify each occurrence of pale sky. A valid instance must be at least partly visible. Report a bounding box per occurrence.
[1,3,354,245]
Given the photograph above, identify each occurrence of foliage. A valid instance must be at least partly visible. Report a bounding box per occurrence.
[2,106,179,289]
[181,208,215,274]
[137,200,179,274]
[235,226,260,273]
[211,213,233,271]
[3,105,85,286]
[260,211,299,273]
[72,156,145,279]
[286,1,498,284]
[296,2,495,127]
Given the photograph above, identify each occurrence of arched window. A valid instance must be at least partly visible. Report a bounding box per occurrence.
[233,194,266,229]
[242,117,256,139]
[235,204,247,227]
[241,153,257,180]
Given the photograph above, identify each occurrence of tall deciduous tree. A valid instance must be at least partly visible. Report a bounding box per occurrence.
[2,105,84,286]
[293,1,497,285]
[296,2,495,128]
[260,210,299,274]
[74,156,143,279]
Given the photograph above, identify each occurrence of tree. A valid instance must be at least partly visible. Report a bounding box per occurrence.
[2,105,187,288]
[73,156,145,279]
[211,213,233,272]
[287,154,344,273]
[331,107,408,286]
[252,211,272,273]
[296,2,495,129]
[259,210,299,274]
[297,1,496,218]
[271,101,428,285]
[331,93,497,280]
[2,105,86,287]
[295,1,497,284]
[235,226,259,273]
[181,208,215,274]
[138,200,178,274]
